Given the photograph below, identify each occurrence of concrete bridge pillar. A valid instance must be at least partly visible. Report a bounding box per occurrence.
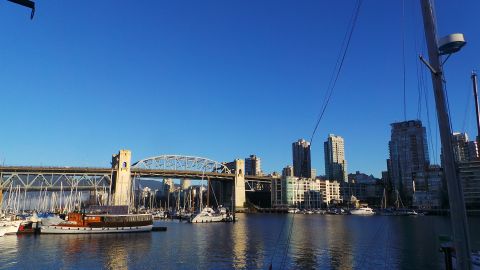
[234,159,246,210]
[111,150,132,206]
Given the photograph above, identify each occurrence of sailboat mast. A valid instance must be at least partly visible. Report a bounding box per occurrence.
[472,71,480,144]
[420,0,472,269]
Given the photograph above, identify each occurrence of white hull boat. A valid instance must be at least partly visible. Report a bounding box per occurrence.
[0,220,22,235]
[190,207,230,223]
[350,207,375,216]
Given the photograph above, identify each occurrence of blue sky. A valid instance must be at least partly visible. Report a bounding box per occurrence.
[1,1,479,177]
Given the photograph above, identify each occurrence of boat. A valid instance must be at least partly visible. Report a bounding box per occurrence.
[0,227,6,237]
[392,208,418,216]
[288,208,300,214]
[302,209,314,215]
[350,207,375,216]
[0,215,23,235]
[41,206,153,234]
[190,206,232,223]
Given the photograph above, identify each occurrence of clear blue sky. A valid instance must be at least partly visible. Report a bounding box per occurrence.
[1,1,479,177]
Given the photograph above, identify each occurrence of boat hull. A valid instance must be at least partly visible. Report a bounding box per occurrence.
[0,220,22,235]
[41,224,153,234]
[191,215,225,223]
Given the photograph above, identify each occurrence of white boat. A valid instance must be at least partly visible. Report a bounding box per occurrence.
[350,207,375,216]
[0,227,7,237]
[288,208,300,214]
[0,220,22,235]
[190,207,229,223]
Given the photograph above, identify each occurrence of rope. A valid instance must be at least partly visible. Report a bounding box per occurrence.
[280,214,295,269]
[310,0,363,144]
[358,220,386,268]
[268,215,288,269]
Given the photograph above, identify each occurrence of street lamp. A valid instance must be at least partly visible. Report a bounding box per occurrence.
[7,0,35,19]
[438,33,467,55]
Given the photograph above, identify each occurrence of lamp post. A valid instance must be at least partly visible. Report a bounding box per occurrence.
[420,0,471,269]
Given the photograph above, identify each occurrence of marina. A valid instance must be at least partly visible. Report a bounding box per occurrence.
[2,0,480,268]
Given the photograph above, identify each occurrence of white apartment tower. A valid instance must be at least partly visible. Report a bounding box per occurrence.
[324,134,348,182]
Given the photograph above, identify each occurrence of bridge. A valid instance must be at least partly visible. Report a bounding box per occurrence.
[0,151,275,209]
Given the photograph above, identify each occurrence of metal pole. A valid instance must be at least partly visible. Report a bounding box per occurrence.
[420,1,471,269]
[471,71,480,144]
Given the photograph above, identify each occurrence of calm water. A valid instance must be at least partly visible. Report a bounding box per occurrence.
[1,214,479,269]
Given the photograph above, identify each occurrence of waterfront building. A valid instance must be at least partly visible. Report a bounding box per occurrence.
[324,134,348,182]
[311,168,317,179]
[458,160,480,209]
[245,155,262,176]
[292,139,312,178]
[321,179,342,204]
[388,120,430,204]
[348,171,377,184]
[452,132,479,163]
[341,180,384,207]
[272,176,331,208]
[412,165,443,209]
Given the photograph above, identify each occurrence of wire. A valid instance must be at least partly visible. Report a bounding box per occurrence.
[401,0,407,121]
[268,215,288,269]
[310,0,363,144]
[280,214,295,269]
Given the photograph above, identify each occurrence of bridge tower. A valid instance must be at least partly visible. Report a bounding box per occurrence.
[234,159,246,209]
[111,150,132,206]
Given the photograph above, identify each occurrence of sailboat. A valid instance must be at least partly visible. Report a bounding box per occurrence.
[190,178,233,223]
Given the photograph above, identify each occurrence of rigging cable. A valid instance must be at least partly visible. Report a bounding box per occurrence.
[309,0,363,144]
[401,0,407,121]
[268,215,288,269]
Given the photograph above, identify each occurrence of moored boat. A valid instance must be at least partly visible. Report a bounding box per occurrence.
[190,206,232,223]
[41,206,153,234]
[0,216,22,235]
[350,207,375,216]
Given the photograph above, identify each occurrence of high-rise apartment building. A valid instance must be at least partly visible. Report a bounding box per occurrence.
[452,132,479,163]
[245,155,262,176]
[292,139,311,178]
[388,120,430,203]
[324,134,348,182]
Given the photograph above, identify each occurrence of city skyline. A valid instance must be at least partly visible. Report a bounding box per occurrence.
[1,1,480,177]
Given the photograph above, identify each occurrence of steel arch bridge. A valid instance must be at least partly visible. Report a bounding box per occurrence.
[0,155,237,191]
[132,155,232,174]
[0,154,273,192]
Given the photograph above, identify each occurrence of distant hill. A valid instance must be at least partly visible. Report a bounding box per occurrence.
[137,179,164,190]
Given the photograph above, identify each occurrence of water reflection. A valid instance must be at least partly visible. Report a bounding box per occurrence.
[0,234,19,269]
[1,215,479,269]
[324,216,354,270]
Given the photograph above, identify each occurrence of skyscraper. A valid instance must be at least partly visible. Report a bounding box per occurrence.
[292,139,311,178]
[245,155,262,176]
[388,120,430,203]
[324,134,348,182]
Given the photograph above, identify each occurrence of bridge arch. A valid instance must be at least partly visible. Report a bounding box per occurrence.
[132,155,232,174]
